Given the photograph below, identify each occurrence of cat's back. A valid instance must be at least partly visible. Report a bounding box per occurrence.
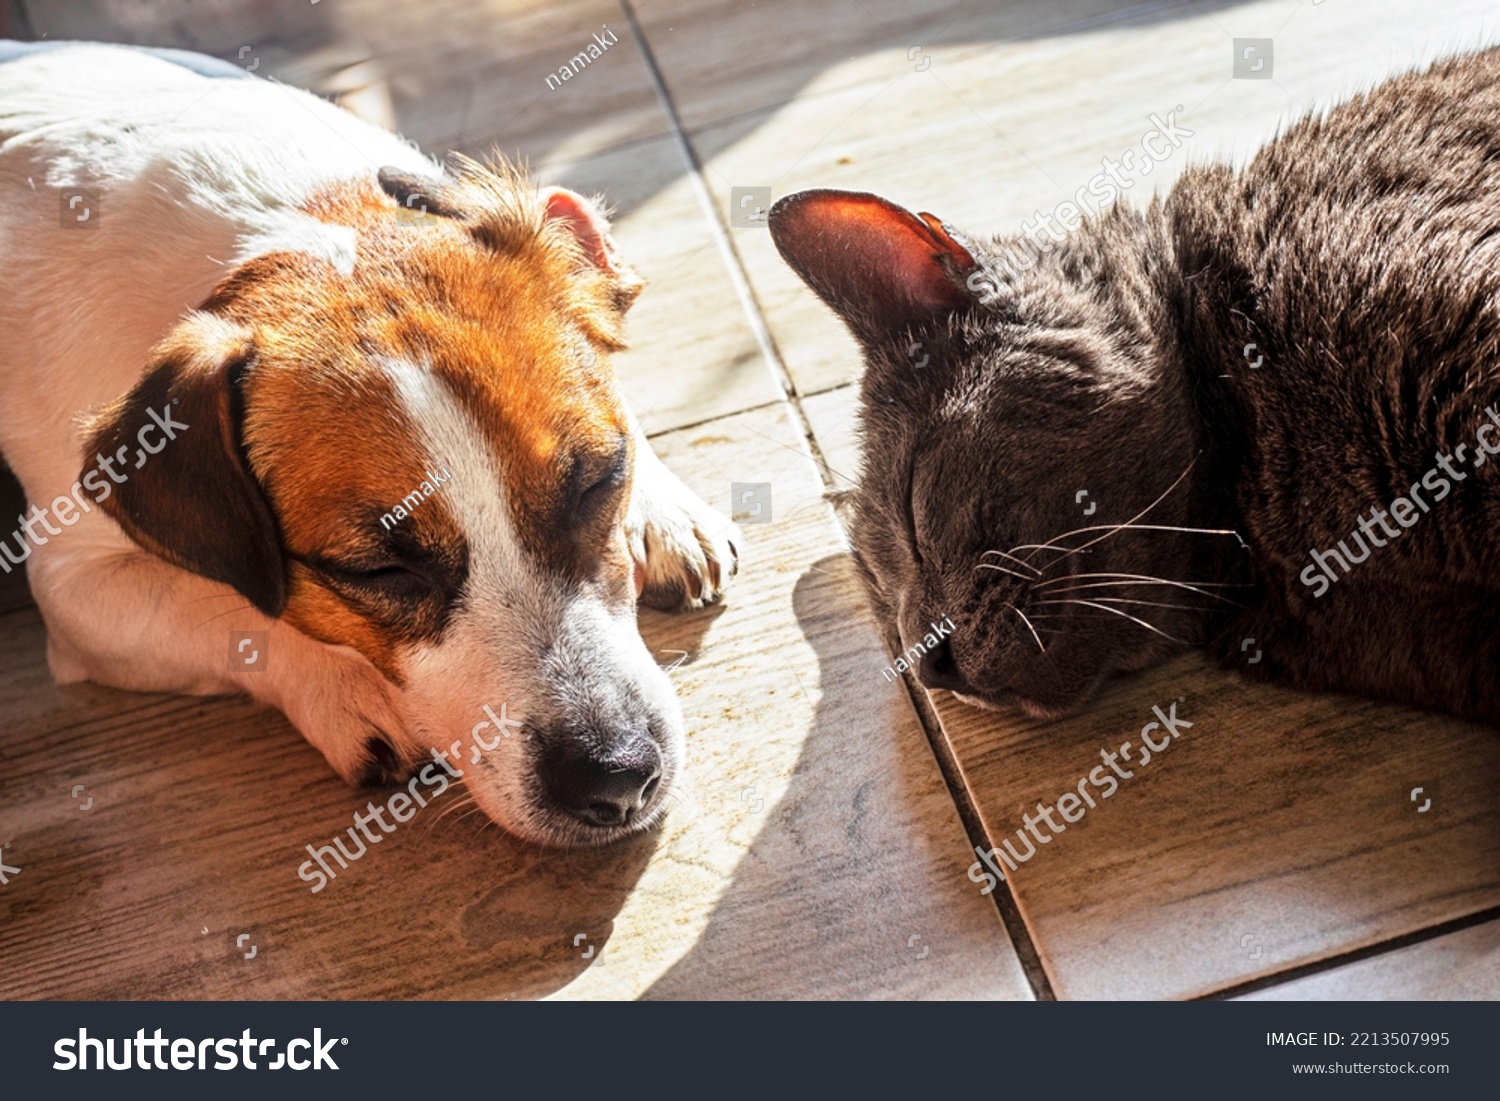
[1166,46,1500,638]
[1169,46,1500,458]
[1173,46,1500,298]
[1252,46,1500,222]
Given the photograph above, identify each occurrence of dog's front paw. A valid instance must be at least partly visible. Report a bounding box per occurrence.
[628,450,741,612]
[268,642,413,787]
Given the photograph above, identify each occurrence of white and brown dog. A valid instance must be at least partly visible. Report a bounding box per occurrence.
[0,42,739,847]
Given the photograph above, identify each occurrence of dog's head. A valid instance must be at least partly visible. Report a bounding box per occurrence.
[82,157,681,847]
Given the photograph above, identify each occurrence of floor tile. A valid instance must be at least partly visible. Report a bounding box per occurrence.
[323,0,671,161]
[635,0,1193,133]
[1241,920,1500,1001]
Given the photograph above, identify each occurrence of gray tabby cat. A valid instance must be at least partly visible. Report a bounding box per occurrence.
[769,49,1500,725]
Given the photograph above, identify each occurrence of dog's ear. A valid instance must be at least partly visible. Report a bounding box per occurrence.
[532,186,645,350]
[539,186,645,317]
[81,313,286,616]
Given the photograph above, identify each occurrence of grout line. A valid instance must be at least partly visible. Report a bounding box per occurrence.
[1200,905,1500,1001]
[893,638,1060,1001]
[619,0,797,402]
[799,380,858,403]
[640,397,788,442]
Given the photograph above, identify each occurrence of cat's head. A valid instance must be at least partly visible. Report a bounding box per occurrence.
[770,189,1219,717]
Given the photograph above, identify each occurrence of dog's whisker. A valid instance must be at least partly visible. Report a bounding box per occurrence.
[431,793,478,826]
[1033,598,1188,644]
[193,602,257,627]
[455,805,490,827]
[180,591,257,606]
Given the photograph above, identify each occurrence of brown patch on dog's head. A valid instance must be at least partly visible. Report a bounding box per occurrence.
[83,156,645,679]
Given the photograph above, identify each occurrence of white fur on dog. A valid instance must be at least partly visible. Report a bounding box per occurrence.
[0,45,737,846]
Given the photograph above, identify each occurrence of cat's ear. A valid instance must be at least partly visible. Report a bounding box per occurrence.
[768,189,977,339]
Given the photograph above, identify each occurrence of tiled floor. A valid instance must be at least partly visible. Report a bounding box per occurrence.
[1,0,1497,1000]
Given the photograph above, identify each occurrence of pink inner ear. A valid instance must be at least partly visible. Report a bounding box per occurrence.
[771,190,977,315]
[542,187,623,274]
[861,220,971,312]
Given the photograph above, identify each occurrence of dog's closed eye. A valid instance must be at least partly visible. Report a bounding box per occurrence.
[293,553,439,602]
[326,562,428,589]
[571,436,630,521]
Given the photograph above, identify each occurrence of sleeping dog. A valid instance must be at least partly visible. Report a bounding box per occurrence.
[0,42,739,847]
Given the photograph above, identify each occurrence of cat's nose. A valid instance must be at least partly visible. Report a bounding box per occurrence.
[917,638,972,694]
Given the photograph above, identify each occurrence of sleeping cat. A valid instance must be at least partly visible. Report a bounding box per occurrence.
[769,47,1500,725]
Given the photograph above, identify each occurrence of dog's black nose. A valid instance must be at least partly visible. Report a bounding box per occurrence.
[917,638,972,694]
[541,732,663,828]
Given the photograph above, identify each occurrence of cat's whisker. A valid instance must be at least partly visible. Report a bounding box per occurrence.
[1015,523,1243,564]
[1007,604,1046,653]
[1033,598,1188,644]
[981,549,1042,575]
[1039,583,1244,608]
[1038,579,1248,588]
[1038,578,1239,593]
[975,562,1036,581]
[1035,572,1248,601]
[1019,457,1201,562]
[1072,596,1217,612]
[1013,536,1099,558]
